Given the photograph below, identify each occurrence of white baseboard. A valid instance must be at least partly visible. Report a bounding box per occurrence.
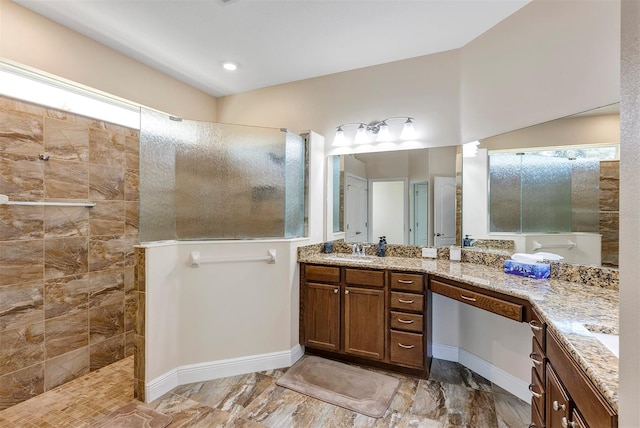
[432,343,530,402]
[145,344,304,403]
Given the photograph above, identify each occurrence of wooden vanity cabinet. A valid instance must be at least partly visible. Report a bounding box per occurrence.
[302,265,341,352]
[301,264,430,376]
[344,269,385,360]
[389,272,428,370]
[301,264,386,362]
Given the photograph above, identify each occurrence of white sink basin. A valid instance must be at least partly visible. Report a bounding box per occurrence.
[590,332,619,357]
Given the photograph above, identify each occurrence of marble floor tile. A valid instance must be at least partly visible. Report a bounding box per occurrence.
[0,356,531,428]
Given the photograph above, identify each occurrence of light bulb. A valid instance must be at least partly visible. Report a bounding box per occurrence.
[332,127,349,146]
[400,118,416,140]
[376,122,392,142]
[354,124,369,144]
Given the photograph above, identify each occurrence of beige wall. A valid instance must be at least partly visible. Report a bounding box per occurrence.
[217,50,462,149]
[0,1,217,122]
[460,0,620,142]
[619,1,640,426]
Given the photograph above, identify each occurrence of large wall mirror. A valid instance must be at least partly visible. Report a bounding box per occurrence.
[462,104,619,267]
[328,146,458,246]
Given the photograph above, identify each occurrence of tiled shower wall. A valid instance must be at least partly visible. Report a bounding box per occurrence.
[0,95,139,409]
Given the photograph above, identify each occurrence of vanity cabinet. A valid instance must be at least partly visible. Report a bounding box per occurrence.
[300,264,430,376]
[527,307,618,428]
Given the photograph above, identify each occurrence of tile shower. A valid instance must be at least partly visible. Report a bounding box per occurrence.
[0,95,139,409]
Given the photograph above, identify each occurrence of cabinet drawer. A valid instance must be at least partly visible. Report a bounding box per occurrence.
[530,367,545,418]
[305,265,340,283]
[345,268,385,288]
[547,331,617,428]
[530,307,546,351]
[531,336,546,384]
[431,280,523,322]
[390,291,424,312]
[389,330,423,368]
[390,272,424,292]
[531,402,545,428]
[390,311,423,333]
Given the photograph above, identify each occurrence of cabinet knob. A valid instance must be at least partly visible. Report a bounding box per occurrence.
[553,400,566,412]
[333,288,338,294]
[345,290,349,295]
[561,417,576,428]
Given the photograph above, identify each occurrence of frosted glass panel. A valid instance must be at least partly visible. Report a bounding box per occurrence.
[139,109,305,241]
[284,131,305,238]
[571,158,600,232]
[489,154,522,232]
[521,155,571,232]
[139,109,177,242]
[488,153,600,234]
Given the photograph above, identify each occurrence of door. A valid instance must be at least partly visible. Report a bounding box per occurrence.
[370,179,407,244]
[344,286,385,360]
[434,176,456,247]
[413,182,428,246]
[304,282,341,351]
[345,175,368,242]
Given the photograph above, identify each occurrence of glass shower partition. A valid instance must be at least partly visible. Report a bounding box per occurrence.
[139,108,305,242]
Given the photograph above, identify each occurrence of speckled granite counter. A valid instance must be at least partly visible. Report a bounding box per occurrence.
[297,252,619,411]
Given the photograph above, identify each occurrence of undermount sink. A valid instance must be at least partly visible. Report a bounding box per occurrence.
[590,332,619,358]
[584,324,619,358]
[324,254,375,263]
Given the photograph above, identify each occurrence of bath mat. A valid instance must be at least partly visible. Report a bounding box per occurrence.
[90,403,172,428]
[276,356,400,418]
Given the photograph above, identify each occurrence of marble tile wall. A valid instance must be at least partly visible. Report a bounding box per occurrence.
[0,95,139,410]
[600,160,619,267]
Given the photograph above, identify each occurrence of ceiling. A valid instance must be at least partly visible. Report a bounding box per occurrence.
[14,0,531,97]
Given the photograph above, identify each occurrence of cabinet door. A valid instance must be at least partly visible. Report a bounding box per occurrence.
[304,282,341,351]
[344,286,385,360]
[546,364,571,428]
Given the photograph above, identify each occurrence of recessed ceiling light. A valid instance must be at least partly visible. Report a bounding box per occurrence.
[221,61,239,71]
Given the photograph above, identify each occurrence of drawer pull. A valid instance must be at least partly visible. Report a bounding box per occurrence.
[398,299,415,304]
[397,318,414,324]
[529,320,543,332]
[561,417,575,428]
[397,343,415,349]
[460,295,477,302]
[397,279,414,284]
[529,352,543,366]
[528,384,542,399]
[553,400,566,412]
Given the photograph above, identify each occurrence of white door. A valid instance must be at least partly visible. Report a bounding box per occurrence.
[345,175,368,242]
[370,180,406,245]
[434,176,456,247]
[413,182,428,246]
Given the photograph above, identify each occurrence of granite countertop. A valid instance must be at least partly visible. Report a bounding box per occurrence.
[298,252,619,411]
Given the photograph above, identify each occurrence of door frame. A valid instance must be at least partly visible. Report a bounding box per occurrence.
[410,180,429,246]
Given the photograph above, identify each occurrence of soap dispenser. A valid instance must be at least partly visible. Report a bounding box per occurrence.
[376,236,387,257]
[463,235,472,247]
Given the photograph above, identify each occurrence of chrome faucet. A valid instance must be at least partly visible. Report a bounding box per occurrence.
[352,243,368,256]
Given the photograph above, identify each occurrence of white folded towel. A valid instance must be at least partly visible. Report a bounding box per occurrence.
[511,252,564,263]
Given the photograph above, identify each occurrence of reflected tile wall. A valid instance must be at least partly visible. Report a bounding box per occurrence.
[0,95,139,410]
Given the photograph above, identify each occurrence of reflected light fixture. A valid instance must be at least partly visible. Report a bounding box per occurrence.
[332,116,416,146]
[463,141,480,158]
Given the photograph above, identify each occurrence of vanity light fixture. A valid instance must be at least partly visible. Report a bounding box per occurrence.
[332,116,416,146]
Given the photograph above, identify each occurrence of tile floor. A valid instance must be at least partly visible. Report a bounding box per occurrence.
[0,356,531,427]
